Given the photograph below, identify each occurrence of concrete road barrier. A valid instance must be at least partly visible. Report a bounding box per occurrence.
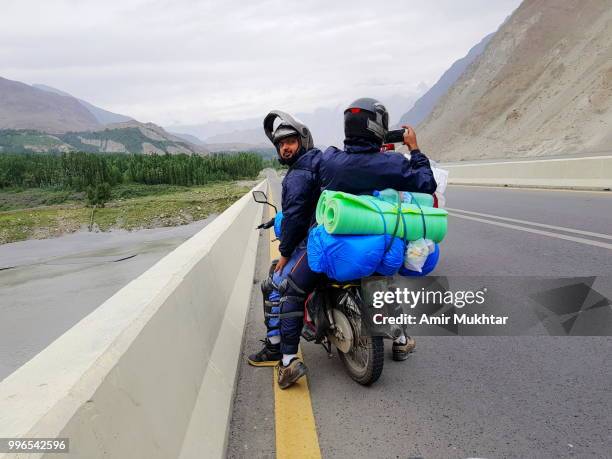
[442,155,612,190]
[0,182,265,458]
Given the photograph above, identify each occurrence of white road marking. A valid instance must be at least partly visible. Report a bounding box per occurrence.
[447,212,612,250]
[447,207,612,240]
[447,184,612,194]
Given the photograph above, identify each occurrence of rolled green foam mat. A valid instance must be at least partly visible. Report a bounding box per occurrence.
[406,192,434,207]
[316,190,447,242]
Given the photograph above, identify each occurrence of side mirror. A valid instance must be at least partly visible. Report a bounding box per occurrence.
[252,190,278,213]
[252,191,268,203]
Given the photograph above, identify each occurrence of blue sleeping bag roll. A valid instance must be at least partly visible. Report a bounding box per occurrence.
[399,243,440,277]
[307,225,404,281]
[274,211,283,238]
[375,236,405,276]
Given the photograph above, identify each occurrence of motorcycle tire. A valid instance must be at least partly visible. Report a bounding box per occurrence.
[337,334,384,386]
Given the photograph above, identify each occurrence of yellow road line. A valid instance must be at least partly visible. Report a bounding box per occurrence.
[274,362,321,459]
[267,187,322,459]
[269,205,280,260]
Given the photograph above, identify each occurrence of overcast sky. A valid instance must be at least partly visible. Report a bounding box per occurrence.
[2,0,522,126]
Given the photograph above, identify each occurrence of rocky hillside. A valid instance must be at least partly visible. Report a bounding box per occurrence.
[32,84,133,125]
[0,123,207,155]
[418,0,612,162]
[397,32,494,128]
[0,77,207,154]
[0,77,100,133]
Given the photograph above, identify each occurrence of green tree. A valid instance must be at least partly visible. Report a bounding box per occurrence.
[86,182,112,207]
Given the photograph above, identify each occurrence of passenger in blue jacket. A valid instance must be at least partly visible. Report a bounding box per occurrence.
[247,111,321,366]
[276,98,437,389]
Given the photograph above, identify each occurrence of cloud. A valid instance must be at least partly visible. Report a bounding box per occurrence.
[1,0,522,125]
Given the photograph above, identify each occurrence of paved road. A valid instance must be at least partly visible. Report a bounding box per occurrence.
[229,179,612,458]
[0,217,215,382]
[440,150,612,165]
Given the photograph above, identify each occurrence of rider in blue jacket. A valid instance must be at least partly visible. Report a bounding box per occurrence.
[276,98,437,389]
[248,111,321,366]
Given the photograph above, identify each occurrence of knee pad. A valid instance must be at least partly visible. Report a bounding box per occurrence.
[278,277,306,298]
[261,273,277,298]
[260,272,280,325]
[277,278,306,319]
[277,278,289,296]
[265,302,281,334]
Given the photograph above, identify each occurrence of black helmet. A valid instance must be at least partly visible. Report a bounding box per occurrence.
[263,110,314,152]
[344,97,389,144]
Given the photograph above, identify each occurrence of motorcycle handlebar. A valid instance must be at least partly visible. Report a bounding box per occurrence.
[256,217,275,230]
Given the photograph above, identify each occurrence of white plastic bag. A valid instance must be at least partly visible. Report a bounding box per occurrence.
[404,238,434,273]
[398,154,448,207]
[425,159,447,208]
[429,159,449,195]
[435,191,446,208]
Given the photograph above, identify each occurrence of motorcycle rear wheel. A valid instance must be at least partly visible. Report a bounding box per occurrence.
[337,334,384,385]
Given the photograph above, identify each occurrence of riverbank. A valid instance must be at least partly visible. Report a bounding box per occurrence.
[0,181,255,244]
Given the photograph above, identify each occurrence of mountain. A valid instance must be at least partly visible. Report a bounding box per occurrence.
[204,143,276,158]
[0,76,207,155]
[397,32,494,128]
[203,127,268,147]
[73,121,207,154]
[168,118,261,143]
[0,122,208,155]
[167,94,419,150]
[418,0,612,162]
[32,84,133,125]
[169,132,207,146]
[0,77,100,133]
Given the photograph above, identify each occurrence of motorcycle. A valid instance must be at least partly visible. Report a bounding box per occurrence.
[253,190,387,385]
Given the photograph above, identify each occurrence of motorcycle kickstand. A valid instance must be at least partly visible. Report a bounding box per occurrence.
[320,339,333,358]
